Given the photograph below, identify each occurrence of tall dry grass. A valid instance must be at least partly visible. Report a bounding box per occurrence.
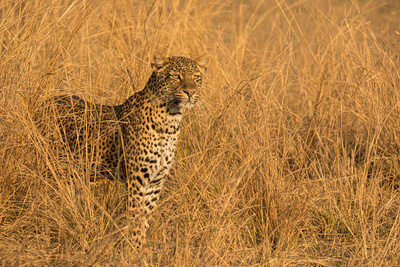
[1,0,400,265]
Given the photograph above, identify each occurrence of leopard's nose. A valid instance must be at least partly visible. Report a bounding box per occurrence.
[183,90,195,97]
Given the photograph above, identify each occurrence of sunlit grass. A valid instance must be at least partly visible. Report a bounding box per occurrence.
[1,0,400,265]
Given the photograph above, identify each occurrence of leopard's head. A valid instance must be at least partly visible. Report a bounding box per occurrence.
[150,52,209,112]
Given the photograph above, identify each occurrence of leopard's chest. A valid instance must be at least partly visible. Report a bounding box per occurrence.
[135,112,181,180]
[150,125,180,175]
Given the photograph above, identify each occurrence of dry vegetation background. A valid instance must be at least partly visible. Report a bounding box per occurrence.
[1,0,400,266]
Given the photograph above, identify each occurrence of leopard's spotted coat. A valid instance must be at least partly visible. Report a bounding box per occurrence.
[46,52,209,248]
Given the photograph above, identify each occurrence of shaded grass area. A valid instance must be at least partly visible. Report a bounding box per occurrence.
[1,0,400,265]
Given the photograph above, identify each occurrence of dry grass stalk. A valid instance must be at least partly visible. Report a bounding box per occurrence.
[1,0,400,265]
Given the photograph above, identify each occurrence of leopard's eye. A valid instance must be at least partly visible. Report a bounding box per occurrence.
[171,74,180,80]
[193,74,201,80]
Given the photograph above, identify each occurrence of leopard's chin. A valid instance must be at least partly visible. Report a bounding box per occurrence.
[184,102,195,108]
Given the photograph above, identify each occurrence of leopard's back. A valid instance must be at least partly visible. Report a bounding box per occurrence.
[48,95,127,181]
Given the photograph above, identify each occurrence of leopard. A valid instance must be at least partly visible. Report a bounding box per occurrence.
[42,52,210,249]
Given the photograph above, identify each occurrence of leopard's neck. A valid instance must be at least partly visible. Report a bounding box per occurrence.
[116,89,183,135]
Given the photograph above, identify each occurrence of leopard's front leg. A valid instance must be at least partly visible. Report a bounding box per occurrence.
[143,166,168,223]
[126,168,147,249]
[126,159,168,249]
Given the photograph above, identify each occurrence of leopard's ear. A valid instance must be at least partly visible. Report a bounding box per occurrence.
[151,52,169,72]
[195,54,210,73]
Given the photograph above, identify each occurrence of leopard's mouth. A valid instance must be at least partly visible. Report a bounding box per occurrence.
[169,93,195,104]
[187,96,198,105]
[181,95,198,108]
[163,90,199,113]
